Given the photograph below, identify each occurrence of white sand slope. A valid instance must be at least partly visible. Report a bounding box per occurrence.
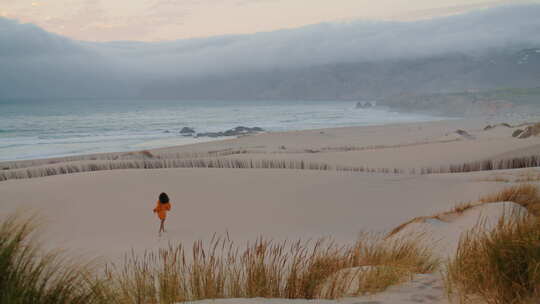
[0,168,512,260]
[387,201,528,259]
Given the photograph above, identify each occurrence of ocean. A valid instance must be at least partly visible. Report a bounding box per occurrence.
[0,99,445,161]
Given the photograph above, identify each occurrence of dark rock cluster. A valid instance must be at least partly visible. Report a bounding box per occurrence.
[355,101,376,109]
[455,129,475,140]
[180,127,196,135]
[484,123,511,131]
[514,123,540,139]
[179,126,264,138]
[482,122,540,139]
[513,129,524,138]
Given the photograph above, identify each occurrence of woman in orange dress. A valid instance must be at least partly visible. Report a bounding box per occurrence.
[153,192,171,236]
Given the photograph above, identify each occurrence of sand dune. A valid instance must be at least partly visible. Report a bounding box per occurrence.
[1,118,540,303]
[0,168,512,260]
[388,201,527,259]
[172,201,527,304]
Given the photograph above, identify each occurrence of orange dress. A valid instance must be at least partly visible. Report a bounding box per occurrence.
[153,201,171,220]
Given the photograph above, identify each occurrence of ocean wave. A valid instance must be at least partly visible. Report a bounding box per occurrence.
[0,100,447,161]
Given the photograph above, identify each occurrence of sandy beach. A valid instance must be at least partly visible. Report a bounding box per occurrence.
[1,118,540,303]
[2,118,540,255]
[4,4,540,303]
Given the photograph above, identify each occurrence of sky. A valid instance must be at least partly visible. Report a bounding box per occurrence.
[2,4,540,99]
[1,0,538,42]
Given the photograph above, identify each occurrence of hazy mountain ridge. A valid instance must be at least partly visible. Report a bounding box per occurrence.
[140,48,540,101]
[1,4,539,115]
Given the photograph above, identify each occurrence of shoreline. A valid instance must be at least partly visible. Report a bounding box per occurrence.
[0,118,455,165]
[1,117,540,187]
[0,100,450,163]
[1,114,487,164]
[4,104,537,164]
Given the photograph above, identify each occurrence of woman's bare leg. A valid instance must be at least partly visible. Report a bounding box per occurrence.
[160,219,165,234]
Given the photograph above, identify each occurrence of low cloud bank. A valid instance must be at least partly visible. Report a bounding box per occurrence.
[1,4,539,99]
[93,4,540,76]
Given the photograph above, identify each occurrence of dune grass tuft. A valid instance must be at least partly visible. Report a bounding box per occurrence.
[443,184,540,303]
[479,184,540,215]
[103,235,437,303]
[446,212,540,304]
[0,213,105,304]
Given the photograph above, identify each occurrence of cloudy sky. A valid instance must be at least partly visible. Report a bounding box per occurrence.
[1,0,537,41]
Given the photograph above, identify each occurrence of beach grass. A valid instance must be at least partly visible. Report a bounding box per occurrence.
[0,211,437,304]
[384,184,540,303]
[0,213,105,304]
[446,212,540,304]
[4,185,540,303]
[478,184,540,215]
[103,234,437,303]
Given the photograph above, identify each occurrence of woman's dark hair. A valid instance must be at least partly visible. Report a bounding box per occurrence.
[159,192,170,204]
